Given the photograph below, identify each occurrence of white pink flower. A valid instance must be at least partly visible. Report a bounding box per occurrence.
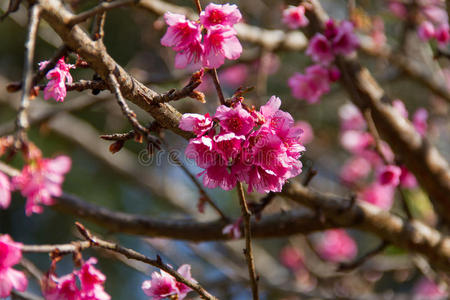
[13,155,71,216]
[142,265,195,300]
[0,171,11,209]
[0,235,27,298]
[179,113,213,136]
[282,5,309,29]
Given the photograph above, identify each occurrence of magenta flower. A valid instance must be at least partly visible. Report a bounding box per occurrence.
[161,4,243,69]
[203,25,242,68]
[280,246,304,271]
[399,166,418,188]
[200,3,242,29]
[435,23,450,45]
[0,171,11,209]
[340,156,371,184]
[288,64,332,103]
[331,20,359,56]
[42,257,109,300]
[316,229,357,263]
[282,5,309,29]
[413,278,448,300]
[418,21,436,41]
[13,155,71,216]
[179,113,213,136]
[0,235,27,298]
[377,165,402,186]
[306,34,334,64]
[413,108,428,136]
[389,1,407,19]
[182,96,305,193]
[359,183,395,211]
[142,265,195,300]
[39,57,75,102]
[215,103,255,136]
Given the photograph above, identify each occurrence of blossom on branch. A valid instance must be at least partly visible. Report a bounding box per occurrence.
[161,3,242,69]
[142,264,195,300]
[315,229,357,263]
[282,5,309,29]
[13,155,72,216]
[0,235,27,298]
[181,96,305,193]
[38,57,75,102]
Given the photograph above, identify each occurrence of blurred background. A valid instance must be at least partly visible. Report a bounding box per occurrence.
[1,0,449,299]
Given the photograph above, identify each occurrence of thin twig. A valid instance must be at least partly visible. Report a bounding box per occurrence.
[67,0,136,26]
[106,73,148,137]
[15,4,41,143]
[152,70,204,103]
[75,222,218,300]
[194,0,202,14]
[209,68,226,105]
[338,240,388,271]
[237,182,259,300]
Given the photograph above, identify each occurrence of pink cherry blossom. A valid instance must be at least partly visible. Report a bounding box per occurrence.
[13,155,71,216]
[392,99,409,118]
[215,103,255,136]
[340,156,371,184]
[42,273,81,300]
[295,121,314,144]
[179,113,213,136]
[222,218,242,239]
[399,166,418,188]
[413,278,448,300]
[0,235,27,298]
[0,171,11,209]
[316,229,357,263]
[435,24,449,45]
[418,21,436,41]
[288,64,332,103]
[39,57,75,102]
[200,3,242,29]
[203,25,242,68]
[182,95,304,193]
[413,108,428,136]
[340,130,374,154]
[280,246,304,271]
[78,258,110,300]
[282,5,309,29]
[161,12,201,51]
[142,265,195,300]
[306,34,334,64]
[332,20,359,56]
[377,165,401,186]
[339,103,366,131]
[359,183,395,210]
[389,1,407,18]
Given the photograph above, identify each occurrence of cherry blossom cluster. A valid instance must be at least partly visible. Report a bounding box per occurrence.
[38,57,75,102]
[141,264,194,300]
[288,19,358,103]
[339,101,427,210]
[180,96,305,193]
[42,257,110,300]
[0,139,71,216]
[161,3,242,69]
[0,235,28,298]
[389,0,450,45]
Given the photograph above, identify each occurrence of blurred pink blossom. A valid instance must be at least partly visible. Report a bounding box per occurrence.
[359,183,395,210]
[280,246,304,271]
[339,103,366,131]
[0,235,27,298]
[219,64,249,87]
[0,171,11,209]
[399,166,418,189]
[392,99,409,119]
[316,229,357,263]
[413,278,448,300]
[288,64,332,103]
[413,108,428,137]
[340,156,371,184]
[282,5,309,29]
[418,21,436,41]
[377,165,401,186]
[222,218,242,239]
[295,121,314,144]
